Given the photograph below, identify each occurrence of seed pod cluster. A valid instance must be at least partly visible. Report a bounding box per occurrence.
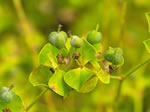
[48,24,104,49]
[104,48,123,65]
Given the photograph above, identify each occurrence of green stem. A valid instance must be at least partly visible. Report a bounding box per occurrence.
[110,75,122,80]
[8,84,14,91]
[96,24,99,32]
[124,56,150,79]
[114,56,150,102]
[26,88,48,112]
[68,31,72,38]
[57,24,62,32]
[114,80,123,101]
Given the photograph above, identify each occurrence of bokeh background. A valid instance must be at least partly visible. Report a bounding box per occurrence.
[1,0,150,112]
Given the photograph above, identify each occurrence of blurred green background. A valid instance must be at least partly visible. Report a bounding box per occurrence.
[0,0,150,112]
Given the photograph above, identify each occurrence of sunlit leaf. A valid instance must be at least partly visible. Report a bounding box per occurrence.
[143,39,150,53]
[96,69,110,84]
[80,76,98,93]
[78,39,96,65]
[39,43,59,68]
[0,87,24,112]
[64,67,97,92]
[66,38,71,51]
[30,65,53,87]
[146,12,150,33]
[0,100,6,111]
[92,43,102,53]
[59,48,68,57]
[90,60,101,71]
[48,69,71,96]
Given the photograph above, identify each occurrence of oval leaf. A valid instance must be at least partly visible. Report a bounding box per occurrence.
[64,67,96,92]
[90,60,101,71]
[39,43,59,68]
[143,39,150,53]
[30,65,53,87]
[146,12,150,33]
[48,69,71,96]
[80,76,98,93]
[92,43,102,53]
[96,69,110,84]
[78,39,96,65]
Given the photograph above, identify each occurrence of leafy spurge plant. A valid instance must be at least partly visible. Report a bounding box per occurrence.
[30,24,125,97]
[1,17,150,111]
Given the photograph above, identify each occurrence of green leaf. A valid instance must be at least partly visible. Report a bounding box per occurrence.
[66,38,71,51]
[80,76,98,93]
[39,43,59,68]
[90,60,101,71]
[64,67,97,93]
[143,39,150,53]
[96,69,110,84]
[92,43,102,53]
[59,48,68,57]
[0,87,24,112]
[30,65,53,87]
[78,39,96,65]
[146,12,150,33]
[0,100,6,111]
[7,94,24,112]
[48,69,71,96]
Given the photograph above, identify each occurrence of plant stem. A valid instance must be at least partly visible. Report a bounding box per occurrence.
[96,24,99,32]
[114,56,150,101]
[114,80,123,101]
[26,88,48,112]
[58,24,62,32]
[110,75,123,80]
[8,84,14,91]
[124,56,150,79]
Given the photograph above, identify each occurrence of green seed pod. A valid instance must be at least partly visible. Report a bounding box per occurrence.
[0,87,14,103]
[104,49,115,62]
[87,30,102,44]
[60,31,68,41]
[70,36,83,48]
[55,32,67,49]
[48,31,68,49]
[48,32,57,45]
[104,47,123,65]
[115,48,123,56]
[111,54,122,65]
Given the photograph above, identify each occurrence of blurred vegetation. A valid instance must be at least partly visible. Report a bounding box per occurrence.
[0,0,150,112]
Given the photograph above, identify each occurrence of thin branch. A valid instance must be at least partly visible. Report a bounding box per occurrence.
[114,56,150,102]
[124,56,150,79]
[26,88,48,112]
[114,80,123,101]
[110,75,123,80]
